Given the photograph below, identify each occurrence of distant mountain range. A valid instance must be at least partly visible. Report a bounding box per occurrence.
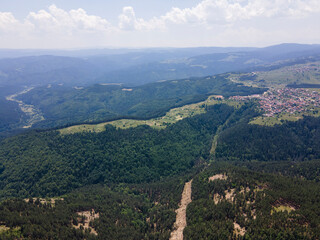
[0,43,319,90]
[0,43,320,135]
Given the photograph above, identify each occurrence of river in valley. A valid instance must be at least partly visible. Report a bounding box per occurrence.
[6,87,45,128]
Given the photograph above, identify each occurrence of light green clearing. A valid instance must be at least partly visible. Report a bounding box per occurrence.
[250,114,303,126]
[271,205,294,214]
[229,61,320,88]
[59,96,242,134]
[250,106,320,126]
[256,62,320,87]
[0,225,10,232]
[0,226,21,237]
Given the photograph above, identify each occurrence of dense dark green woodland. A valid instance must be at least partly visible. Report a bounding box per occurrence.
[242,160,320,182]
[0,178,186,240]
[0,104,234,199]
[185,164,320,239]
[215,116,320,162]
[2,90,320,239]
[0,99,25,132]
[2,162,320,239]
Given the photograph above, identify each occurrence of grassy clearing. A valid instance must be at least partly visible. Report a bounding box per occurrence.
[229,61,320,88]
[58,122,110,134]
[59,96,242,134]
[250,107,320,126]
[250,114,303,126]
[0,225,10,232]
[256,62,320,87]
[271,205,295,214]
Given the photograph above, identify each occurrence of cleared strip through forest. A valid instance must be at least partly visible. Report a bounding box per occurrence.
[170,179,193,240]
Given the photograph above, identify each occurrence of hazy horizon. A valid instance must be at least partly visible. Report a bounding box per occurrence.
[1,43,320,52]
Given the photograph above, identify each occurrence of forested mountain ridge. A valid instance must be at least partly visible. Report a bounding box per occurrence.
[0,104,236,199]
[74,43,320,86]
[1,44,319,92]
[10,75,265,130]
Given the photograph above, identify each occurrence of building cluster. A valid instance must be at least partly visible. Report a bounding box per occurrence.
[230,88,320,117]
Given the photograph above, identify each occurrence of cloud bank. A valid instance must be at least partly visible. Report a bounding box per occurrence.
[0,0,319,48]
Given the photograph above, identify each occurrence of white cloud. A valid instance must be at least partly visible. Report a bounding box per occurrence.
[0,5,116,48]
[118,7,136,30]
[0,12,19,30]
[128,0,320,30]
[0,1,319,48]
[0,12,33,33]
[118,6,165,31]
[27,5,112,34]
[1,1,319,34]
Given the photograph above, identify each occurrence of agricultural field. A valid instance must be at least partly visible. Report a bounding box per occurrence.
[59,96,242,134]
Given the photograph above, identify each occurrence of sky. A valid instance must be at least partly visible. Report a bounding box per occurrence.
[0,0,320,49]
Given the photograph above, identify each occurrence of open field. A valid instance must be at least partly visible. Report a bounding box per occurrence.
[256,62,320,87]
[229,61,320,88]
[0,225,10,232]
[271,205,296,214]
[59,96,242,134]
[250,106,320,126]
[250,114,303,126]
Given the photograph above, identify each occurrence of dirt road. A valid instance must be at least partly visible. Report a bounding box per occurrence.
[170,179,193,240]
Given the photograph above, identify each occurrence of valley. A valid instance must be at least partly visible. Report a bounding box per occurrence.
[5,87,45,128]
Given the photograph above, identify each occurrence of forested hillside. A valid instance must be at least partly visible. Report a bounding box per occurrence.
[0,178,187,240]
[0,99,25,132]
[215,116,320,162]
[1,97,320,239]
[0,104,234,199]
[185,164,320,239]
[16,75,264,129]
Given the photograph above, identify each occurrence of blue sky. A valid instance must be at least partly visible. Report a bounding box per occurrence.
[0,0,319,49]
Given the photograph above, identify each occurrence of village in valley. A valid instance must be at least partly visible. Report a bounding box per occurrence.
[231,88,320,117]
